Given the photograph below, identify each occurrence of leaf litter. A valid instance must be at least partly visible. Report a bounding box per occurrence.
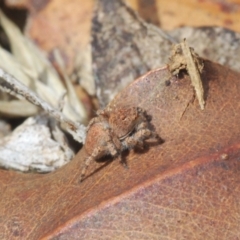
[92,0,240,107]
[0,10,87,172]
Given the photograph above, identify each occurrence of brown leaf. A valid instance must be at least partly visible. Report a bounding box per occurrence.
[1,60,240,239]
[126,0,240,31]
[6,0,240,32]
[20,0,94,74]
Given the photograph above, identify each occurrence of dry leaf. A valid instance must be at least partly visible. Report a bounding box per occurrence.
[1,1,240,239]
[126,0,240,31]
[16,0,94,74]
[0,99,38,117]
[7,0,240,32]
[1,60,240,239]
[73,45,95,96]
[0,68,86,143]
[0,119,10,137]
[0,9,87,123]
[0,11,87,171]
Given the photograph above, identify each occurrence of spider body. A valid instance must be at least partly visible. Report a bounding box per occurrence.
[80,106,158,181]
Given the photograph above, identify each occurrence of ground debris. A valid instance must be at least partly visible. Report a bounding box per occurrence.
[168,39,205,109]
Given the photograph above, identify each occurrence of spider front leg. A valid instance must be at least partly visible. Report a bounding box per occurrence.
[86,109,110,131]
[121,127,153,150]
[118,154,128,169]
[80,142,118,182]
[86,116,105,131]
[136,121,159,139]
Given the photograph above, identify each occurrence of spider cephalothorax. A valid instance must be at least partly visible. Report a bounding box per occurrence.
[80,106,158,181]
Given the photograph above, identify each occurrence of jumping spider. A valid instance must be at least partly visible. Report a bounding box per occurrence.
[80,106,159,182]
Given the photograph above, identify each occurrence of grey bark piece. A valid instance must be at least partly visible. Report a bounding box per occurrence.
[92,0,174,107]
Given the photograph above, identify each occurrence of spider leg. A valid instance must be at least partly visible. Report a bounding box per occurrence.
[122,128,153,150]
[119,154,128,169]
[86,116,104,131]
[107,142,118,157]
[79,147,103,182]
[80,142,118,182]
[87,115,110,132]
[136,121,148,130]
[136,121,159,139]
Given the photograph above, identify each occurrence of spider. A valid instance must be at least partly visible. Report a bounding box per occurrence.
[79,106,159,182]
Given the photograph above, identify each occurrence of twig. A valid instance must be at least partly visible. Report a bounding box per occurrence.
[0,68,86,143]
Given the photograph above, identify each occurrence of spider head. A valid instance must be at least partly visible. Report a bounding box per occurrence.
[108,106,144,140]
